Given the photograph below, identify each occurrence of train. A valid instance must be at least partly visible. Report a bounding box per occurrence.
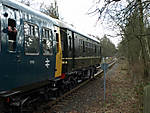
[0,0,102,112]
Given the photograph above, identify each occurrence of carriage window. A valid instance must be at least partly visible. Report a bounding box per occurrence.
[85,41,88,53]
[79,39,83,50]
[87,42,89,53]
[99,46,101,55]
[8,18,17,52]
[95,45,97,53]
[30,25,34,36]
[69,36,72,50]
[24,22,39,55]
[42,28,53,55]
[83,41,85,52]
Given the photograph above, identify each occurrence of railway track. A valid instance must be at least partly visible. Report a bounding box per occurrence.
[33,60,117,113]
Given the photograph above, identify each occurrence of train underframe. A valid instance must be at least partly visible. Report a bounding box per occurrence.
[0,64,99,113]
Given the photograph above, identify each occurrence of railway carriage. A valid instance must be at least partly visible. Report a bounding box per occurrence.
[56,20,101,80]
[0,0,101,112]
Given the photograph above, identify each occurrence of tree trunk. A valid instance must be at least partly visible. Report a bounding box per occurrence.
[138,0,149,77]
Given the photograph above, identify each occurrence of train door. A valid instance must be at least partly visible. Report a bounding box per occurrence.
[54,26,62,78]
[60,28,68,75]
[67,30,74,72]
[41,26,56,80]
[1,5,20,90]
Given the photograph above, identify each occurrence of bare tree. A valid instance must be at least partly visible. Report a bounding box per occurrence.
[17,0,59,19]
[89,0,150,77]
[20,0,31,6]
[40,0,59,19]
[100,35,117,57]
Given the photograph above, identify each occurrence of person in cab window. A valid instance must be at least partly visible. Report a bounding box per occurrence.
[8,19,17,51]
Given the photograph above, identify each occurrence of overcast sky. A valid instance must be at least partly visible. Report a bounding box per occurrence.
[18,0,122,46]
[57,0,122,46]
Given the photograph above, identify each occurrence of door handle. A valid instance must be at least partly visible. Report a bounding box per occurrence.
[16,55,21,63]
[16,55,20,58]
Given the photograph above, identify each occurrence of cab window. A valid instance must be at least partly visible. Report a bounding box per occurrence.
[24,22,39,55]
[8,18,17,52]
[42,28,53,55]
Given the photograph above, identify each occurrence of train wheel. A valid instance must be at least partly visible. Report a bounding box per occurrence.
[55,89,63,98]
[69,81,74,89]
[87,69,91,79]
[58,89,63,97]
[90,68,95,80]
[60,83,68,94]
[72,79,77,88]
[68,76,76,90]
[67,82,72,91]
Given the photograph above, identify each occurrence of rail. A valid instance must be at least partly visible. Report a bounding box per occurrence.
[34,59,117,113]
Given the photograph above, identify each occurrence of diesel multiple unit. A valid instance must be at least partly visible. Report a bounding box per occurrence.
[0,0,101,112]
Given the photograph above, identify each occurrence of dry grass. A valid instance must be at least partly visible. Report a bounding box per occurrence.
[81,59,140,113]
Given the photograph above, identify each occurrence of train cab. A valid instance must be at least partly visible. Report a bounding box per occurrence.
[0,0,57,95]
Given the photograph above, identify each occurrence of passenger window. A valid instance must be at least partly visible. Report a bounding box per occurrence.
[30,25,35,36]
[24,22,39,55]
[83,41,85,52]
[100,46,101,54]
[95,45,97,53]
[69,36,72,50]
[42,28,53,55]
[85,42,88,52]
[8,18,17,52]
[87,42,89,53]
[79,39,83,50]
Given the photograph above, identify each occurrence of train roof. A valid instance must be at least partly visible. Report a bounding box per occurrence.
[1,0,57,25]
[54,19,100,44]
